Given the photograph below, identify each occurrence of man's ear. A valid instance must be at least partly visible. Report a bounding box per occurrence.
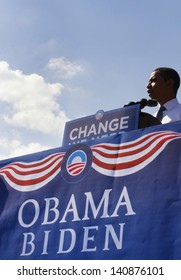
[167,79,175,87]
[167,78,175,88]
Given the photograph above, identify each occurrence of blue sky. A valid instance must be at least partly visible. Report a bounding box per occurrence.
[0,0,181,159]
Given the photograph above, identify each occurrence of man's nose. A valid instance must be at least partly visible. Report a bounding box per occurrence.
[147,82,151,89]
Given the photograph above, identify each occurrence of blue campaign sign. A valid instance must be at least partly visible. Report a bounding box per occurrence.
[62,105,140,146]
[0,121,181,259]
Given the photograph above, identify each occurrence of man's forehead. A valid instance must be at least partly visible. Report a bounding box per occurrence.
[149,70,160,80]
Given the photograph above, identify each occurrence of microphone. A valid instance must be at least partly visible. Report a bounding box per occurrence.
[124,99,158,109]
[146,99,158,107]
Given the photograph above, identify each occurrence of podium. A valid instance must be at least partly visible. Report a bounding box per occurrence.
[63,105,161,146]
[138,112,161,128]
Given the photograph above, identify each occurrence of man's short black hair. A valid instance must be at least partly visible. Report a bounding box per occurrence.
[154,67,180,94]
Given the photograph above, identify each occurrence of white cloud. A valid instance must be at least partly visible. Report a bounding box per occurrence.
[0,58,85,160]
[0,61,69,135]
[47,57,84,79]
[0,137,51,160]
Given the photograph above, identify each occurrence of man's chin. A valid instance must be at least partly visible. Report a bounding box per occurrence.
[149,93,155,99]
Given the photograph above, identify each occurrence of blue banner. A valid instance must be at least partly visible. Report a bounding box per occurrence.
[0,121,181,260]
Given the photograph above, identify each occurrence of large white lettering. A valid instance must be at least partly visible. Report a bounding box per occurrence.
[18,199,40,228]
[18,186,135,227]
[20,223,126,256]
[18,186,136,257]
[42,197,59,225]
[60,194,81,223]
[83,189,112,220]
[111,186,136,217]
[57,229,76,253]
[68,116,130,141]
[81,226,98,252]
[20,232,35,256]
[103,223,125,250]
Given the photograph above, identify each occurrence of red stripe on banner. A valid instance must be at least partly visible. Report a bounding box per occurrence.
[92,133,177,159]
[0,160,62,186]
[8,153,64,169]
[71,167,84,175]
[92,131,167,151]
[93,135,179,170]
[1,155,64,176]
[68,162,85,173]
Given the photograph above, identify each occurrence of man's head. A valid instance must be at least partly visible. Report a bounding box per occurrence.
[147,67,180,105]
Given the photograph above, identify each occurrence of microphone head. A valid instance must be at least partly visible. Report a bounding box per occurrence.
[124,98,158,109]
[147,99,158,107]
[124,101,136,107]
[139,98,148,109]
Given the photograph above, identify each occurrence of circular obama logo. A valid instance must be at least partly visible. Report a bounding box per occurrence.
[61,143,92,183]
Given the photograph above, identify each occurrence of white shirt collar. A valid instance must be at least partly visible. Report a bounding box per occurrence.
[163,98,179,110]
